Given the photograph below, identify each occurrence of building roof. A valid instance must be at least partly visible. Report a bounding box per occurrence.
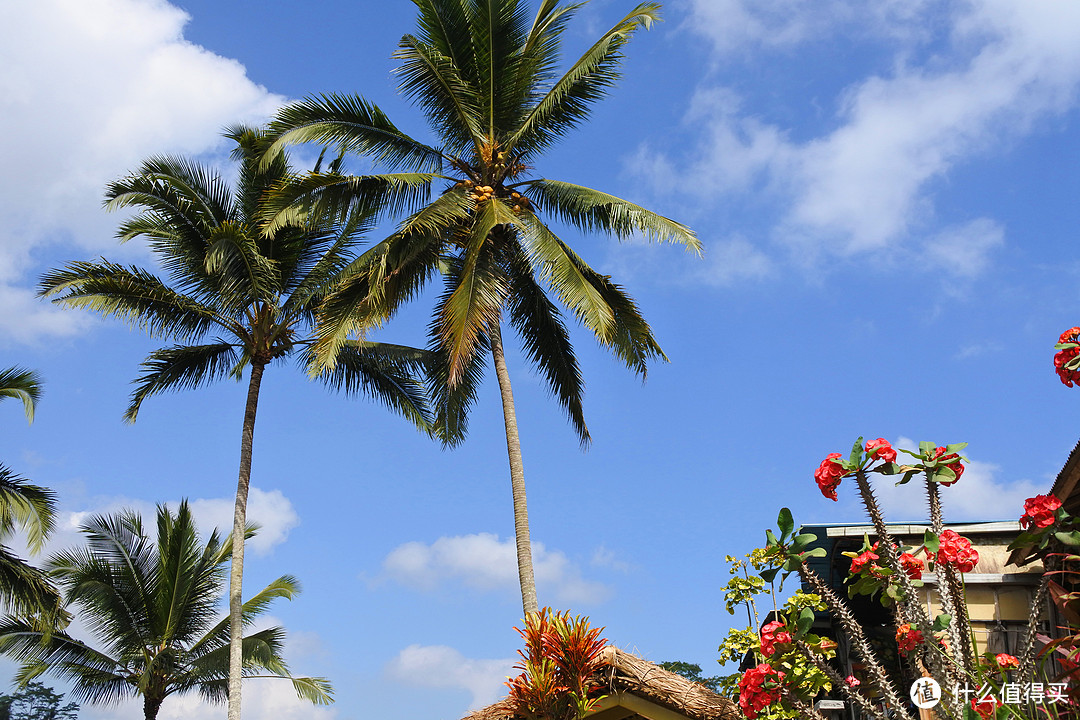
[460,647,738,720]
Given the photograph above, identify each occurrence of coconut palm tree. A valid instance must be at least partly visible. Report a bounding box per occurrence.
[38,125,431,720]
[266,0,699,615]
[0,501,332,720]
[0,367,58,615]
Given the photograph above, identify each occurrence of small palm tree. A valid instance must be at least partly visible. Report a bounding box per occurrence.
[38,126,430,720]
[0,367,58,615]
[0,501,332,720]
[267,0,699,614]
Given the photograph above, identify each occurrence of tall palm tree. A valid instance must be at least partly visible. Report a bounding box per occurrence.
[0,367,58,615]
[266,0,699,615]
[38,126,431,720]
[0,501,332,720]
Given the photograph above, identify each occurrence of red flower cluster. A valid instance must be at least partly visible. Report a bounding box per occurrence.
[849,547,880,575]
[1020,494,1062,530]
[971,698,1000,720]
[844,675,860,688]
[932,447,965,484]
[935,529,979,573]
[1055,327,1080,387]
[864,438,897,463]
[814,453,846,501]
[737,664,785,719]
[759,621,792,658]
[895,624,924,654]
[995,653,1019,669]
[899,552,924,580]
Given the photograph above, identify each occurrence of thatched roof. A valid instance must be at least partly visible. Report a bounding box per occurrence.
[461,647,738,720]
[1051,436,1080,515]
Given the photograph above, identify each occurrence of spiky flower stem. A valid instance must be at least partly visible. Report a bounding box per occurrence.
[779,685,831,720]
[1016,571,1050,684]
[798,565,914,719]
[926,480,974,677]
[793,639,892,720]
[853,471,961,719]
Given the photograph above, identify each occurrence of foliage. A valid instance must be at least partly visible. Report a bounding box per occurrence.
[507,609,608,720]
[0,369,59,616]
[0,502,331,720]
[0,682,78,720]
[730,436,1067,720]
[657,661,723,692]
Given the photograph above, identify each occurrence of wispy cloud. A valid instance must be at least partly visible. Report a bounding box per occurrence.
[0,0,285,343]
[873,437,1042,521]
[380,533,611,605]
[638,0,1080,278]
[386,644,516,710]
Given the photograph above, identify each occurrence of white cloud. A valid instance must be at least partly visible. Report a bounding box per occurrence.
[644,0,1080,275]
[381,533,611,605]
[872,437,1042,521]
[31,487,299,561]
[0,0,284,343]
[386,644,515,710]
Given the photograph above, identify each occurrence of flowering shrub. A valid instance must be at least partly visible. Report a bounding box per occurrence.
[1021,494,1063,530]
[933,529,979,573]
[737,664,785,719]
[724,435,1072,720]
[1054,327,1080,387]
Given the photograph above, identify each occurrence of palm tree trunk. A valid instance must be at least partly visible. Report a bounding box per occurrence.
[144,695,163,720]
[228,361,265,720]
[489,321,538,615]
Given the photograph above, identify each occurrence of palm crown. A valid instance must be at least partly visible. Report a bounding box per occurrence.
[268,0,699,444]
[0,502,331,720]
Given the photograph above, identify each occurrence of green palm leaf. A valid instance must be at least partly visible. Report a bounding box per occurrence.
[125,343,240,423]
[0,367,42,423]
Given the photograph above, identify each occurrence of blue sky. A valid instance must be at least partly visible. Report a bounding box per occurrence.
[2,1,1080,718]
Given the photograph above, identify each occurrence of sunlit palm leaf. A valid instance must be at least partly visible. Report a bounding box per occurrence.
[125,343,240,423]
[0,367,42,423]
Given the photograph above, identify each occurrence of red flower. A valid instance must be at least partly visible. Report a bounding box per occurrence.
[899,552,924,580]
[995,653,1019,669]
[815,453,846,501]
[895,624,924,654]
[849,548,880,575]
[1055,328,1080,387]
[932,447,964,485]
[759,621,792,658]
[936,529,979,573]
[1020,494,1062,530]
[844,675,860,687]
[737,664,785,719]
[865,438,897,463]
[971,699,999,720]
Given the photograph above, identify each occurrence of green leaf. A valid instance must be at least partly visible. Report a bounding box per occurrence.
[944,442,968,453]
[765,529,778,547]
[933,613,952,631]
[1055,531,1080,546]
[777,508,794,540]
[923,530,939,553]
[847,437,864,468]
[760,568,779,584]
[919,440,936,456]
[790,533,817,552]
[932,467,956,484]
[878,462,903,475]
[804,547,826,559]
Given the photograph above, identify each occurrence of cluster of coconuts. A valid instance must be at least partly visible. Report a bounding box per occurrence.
[456,179,532,214]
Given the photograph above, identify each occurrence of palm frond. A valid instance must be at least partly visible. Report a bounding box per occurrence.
[503,246,588,445]
[437,202,509,384]
[465,0,532,138]
[38,262,230,342]
[509,3,662,159]
[312,342,434,433]
[0,541,59,615]
[0,367,43,423]
[124,343,240,423]
[427,318,489,448]
[267,94,444,173]
[525,179,700,252]
[0,464,56,553]
[203,222,280,309]
[395,34,485,155]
